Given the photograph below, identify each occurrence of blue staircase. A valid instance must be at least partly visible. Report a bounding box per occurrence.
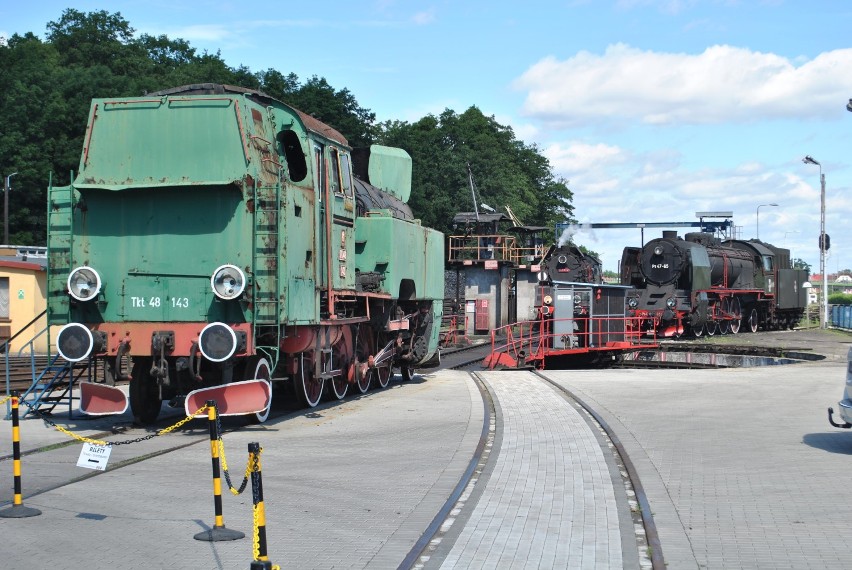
[14,353,89,419]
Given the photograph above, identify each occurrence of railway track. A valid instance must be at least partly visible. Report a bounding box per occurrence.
[403,370,661,569]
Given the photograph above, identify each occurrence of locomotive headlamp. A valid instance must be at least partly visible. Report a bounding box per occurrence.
[666,297,676,308]
[198,322,238,362]
[627,298,638,309]
[537,271,549,283]
[56,323,94,362]
[211,264,246,300]
[557,254,568,264]
[67,266,102,302]
[653,246,664,256]
[543,295,553,305]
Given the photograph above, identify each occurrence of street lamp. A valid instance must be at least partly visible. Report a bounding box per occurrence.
[3,172,17,246]
[755,203,778,240]
[802,155,827,329]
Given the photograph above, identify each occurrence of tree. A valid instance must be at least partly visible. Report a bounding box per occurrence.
[376,107,574,235]
[1,8,573,246]
[792,258,811,273]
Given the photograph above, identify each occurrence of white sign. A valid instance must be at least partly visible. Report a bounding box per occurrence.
[77,443,112,471]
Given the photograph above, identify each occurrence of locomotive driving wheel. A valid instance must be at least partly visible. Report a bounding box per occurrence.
[691,322,705,338]
[354,331,373,394]
[329,331,353,401]
[129,358,162,425]
[747,307,759,333]
[243,356,272,423]
[374,361,392,389]
[296,352,324,408]
[728,297,742,334]
[400,365,415,382]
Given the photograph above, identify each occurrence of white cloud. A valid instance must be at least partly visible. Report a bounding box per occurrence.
[411,9,436,25]
[538,138,834,269]
[514,44,852,127]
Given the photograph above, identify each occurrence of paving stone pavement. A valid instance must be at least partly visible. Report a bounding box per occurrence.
[427,371,639,570]
[543,342,852,570]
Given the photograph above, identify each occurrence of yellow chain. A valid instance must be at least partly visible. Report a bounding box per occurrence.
[252,502,261,560]
[51,424,109,446]
[0,395,11,406]
[157,405,208,435]
[47,405,208,446]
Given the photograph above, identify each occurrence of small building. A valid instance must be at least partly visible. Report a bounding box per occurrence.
[0,246,48,354]
[445,213,547,335]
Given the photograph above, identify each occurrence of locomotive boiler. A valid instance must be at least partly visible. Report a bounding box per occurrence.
[622,231,807,337]
[537,244,602,285]
[47,84,444,423]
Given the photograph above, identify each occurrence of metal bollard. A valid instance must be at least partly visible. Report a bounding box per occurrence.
[248,442,275,570]
[194,400,244,541]
[0,394,41,518]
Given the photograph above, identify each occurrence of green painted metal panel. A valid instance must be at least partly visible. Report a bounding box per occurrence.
[284,188,318,322]
[366,145,412,203]
[65,185,253,324]
[354,214,444,300]
[76,97,250,189]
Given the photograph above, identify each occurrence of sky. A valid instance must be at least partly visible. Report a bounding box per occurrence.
[3,1,852,275]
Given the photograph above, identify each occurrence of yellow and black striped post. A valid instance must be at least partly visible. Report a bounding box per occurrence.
[0,394,41,518]
[194,400,244,541]
[249,442,275,570]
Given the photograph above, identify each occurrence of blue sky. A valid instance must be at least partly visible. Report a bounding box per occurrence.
[4,1,852,275]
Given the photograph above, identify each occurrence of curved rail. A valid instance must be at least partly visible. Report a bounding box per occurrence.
[536,371,666,570]
[398,372,493,569]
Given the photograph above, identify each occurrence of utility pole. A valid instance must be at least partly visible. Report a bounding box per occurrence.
[4,172,17,245]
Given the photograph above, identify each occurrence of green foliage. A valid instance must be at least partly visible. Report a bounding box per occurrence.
[376,107,574,236]
[829,293,852,306]
[792,258,811,273]
[1,8,574,246]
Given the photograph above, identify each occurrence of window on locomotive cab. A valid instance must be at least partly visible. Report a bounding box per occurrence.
[762,255,773,271]
[340,153,353,197]
[277,129,307,182]
[313,143,325,200]
[329,148,342,195]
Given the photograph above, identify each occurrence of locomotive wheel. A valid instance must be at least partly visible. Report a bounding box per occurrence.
[329,372,349,400]
[692,323,705,338]
[329,332,352,401]
[748,308,759,333]
[705,321,717,336]
[129,358,162,425]
[729,298,742,334]
[374,363,391,389]
[401,365,415,382]
[243,356,272,424]
[718,320,730,335]
[296,352,324,408]
[355,331,373,394]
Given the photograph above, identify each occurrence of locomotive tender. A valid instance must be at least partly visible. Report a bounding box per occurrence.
[47,83,443,423]
[621,231,807,337]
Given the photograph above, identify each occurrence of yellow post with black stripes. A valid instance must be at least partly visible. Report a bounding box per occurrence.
[248,442,275,570]
[0,394,41,518]
[194,400,244,541]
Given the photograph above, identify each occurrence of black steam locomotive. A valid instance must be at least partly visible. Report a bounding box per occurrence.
[620,231,807,337]
[537,244,602,285]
